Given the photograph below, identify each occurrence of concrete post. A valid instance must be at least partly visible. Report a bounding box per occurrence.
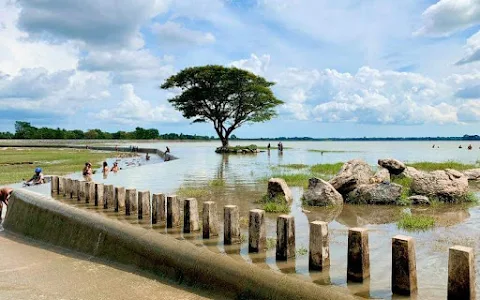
[392,235,417,296]
[103,184,114,209]
[203,201,219,239]
[347,228,370,282]
[276,215,295,260]
[78,181,87,201]
[58,177,65,195]
[125,188,137,216]
[85,182,95,204]
[64,178,72,197]
[72,180,80,200]
[51,176,59,195]
[137,191,150,220]
[224,205,240,245]
[448,246,475,300]
[249,209,266,253]
[114,187,126,212]
[309,221,330,270]
[166,195,180,228]
[95,183,104,207]
[184,198,200,233]
[152,194,165,223]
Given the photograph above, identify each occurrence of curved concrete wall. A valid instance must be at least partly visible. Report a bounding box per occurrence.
[3,189,358,300]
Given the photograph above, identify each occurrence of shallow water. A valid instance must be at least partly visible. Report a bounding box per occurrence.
[17,140,480,299]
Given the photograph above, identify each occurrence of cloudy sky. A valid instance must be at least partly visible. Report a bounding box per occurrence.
[1,0,480,138]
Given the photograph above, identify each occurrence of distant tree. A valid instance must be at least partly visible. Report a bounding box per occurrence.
[161,65,283,147]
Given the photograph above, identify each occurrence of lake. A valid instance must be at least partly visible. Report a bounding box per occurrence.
[19,140,480,299]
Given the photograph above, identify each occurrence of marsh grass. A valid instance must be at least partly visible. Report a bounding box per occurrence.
[407,161,479,171]
[278,164,309,169]
[397,213,435,231]
[262,202,290,213]
[0,147,135,184]
[310,163,343,175]
[296,245,308,256]
[208,178,225,187]
[266,238,276,249]
[176,186,211,198]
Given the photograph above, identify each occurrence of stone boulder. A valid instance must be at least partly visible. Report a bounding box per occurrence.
[378,158,406,175]
[347,182,403,204]
[410,169,469,202]
[268,178,292,203]
[402,166,421,178]
[463,169,480,181]
[408,195,430,205]
[370,167,390,183]
[329,159,374,196]
[303,177,343,206]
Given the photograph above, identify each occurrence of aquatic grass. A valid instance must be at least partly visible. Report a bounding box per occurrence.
[260,173,313,188]
[407,161,478,172]
[296,245,308,256]
[208,178,225,187]
[0,147,136,184]
[310,162,344,175]
[278,164,309,169]
[176,186,210,198]
[397,213,435,231]
[266,238,276,249]
[262,202,290,213]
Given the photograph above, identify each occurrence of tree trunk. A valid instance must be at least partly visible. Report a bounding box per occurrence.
[221,137,229,147]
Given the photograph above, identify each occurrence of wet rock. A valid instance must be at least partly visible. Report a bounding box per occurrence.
[410,169,469,202]
[329,159,374,196]
[463,169,480,181]
[408,195,430,205]
[303,177,343,206]
[370,167,390,183]
[347,182,403,204]
[378,158,406,175]
[268,178,292,203]
[403,167,421,178]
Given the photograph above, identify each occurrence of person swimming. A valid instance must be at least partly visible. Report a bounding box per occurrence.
[111,162,119,173]
[468,144,473,150]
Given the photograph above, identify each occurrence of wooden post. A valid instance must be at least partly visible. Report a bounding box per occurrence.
[248,209,266,253]
[347,228,369,282]
[125,188,137,216]
[166,195,180,228]
[114,187,126,212]
[184,198,200,233]
[309,221,329,270]
[95,183,104,207]
[276,215,295,260]
[448,245,475,300]
[203,201,219,239]
[392,235,417,296]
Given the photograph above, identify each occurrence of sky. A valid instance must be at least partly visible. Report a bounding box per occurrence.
[0,0,480,138]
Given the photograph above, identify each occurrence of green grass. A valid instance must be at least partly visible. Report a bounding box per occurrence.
[407,161,478,172]
[176,186,210,198]
[208,178,225,187]
[310,162,344,175]
[262,173,313,188]
[266,238,276,249]
[296,245,308,256]
[262,202,290,213]
[0,147,135,184]
[397,213,435,231]
[278,164,309,169]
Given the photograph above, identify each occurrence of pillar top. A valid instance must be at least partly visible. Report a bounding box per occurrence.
[225,205,238,208]
[393,235,413,242]
[250,209,265,214]
[349,227,367,232]
[311,220,328,225]
[450,245,474,253]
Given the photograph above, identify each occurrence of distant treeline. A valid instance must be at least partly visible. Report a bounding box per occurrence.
[0,121,215,140]
[243,134,480,141]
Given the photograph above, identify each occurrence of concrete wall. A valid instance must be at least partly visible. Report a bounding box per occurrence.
[3,189,358,300]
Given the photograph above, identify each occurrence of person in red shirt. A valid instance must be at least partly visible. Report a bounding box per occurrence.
[0,187,13,222]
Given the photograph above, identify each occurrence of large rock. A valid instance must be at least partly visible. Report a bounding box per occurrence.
[408,195,430,205]
[410,169,469,202]
[403,166,421,178]
[463,169,480,181]
[303,177,343,206]
[378,158,406,175]
[329,159,374,196]
[370,167,390,183]
[347,182,403,204]
[268,178,292,203]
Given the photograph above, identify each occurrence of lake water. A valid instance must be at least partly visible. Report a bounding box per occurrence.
[16,140,480,299]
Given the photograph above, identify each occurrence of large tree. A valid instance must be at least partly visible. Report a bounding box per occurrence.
[161,65,283,147]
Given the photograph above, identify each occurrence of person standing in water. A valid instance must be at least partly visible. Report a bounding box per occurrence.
[82,162,93,181]
[102,161,109,178]
[146,153,150,161]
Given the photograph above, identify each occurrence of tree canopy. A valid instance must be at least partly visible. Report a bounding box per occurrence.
[161,65,283,147]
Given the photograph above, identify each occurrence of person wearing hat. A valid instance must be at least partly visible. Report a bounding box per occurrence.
[26,167,45,185]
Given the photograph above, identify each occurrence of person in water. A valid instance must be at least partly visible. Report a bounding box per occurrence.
[111,162,119,173]
[0,187,13,222]
[102,162,109,176]
[165,146,170,154]
[26,168,45,185]
[146,153,150,161]
[468,144,473,150]
[267,143,271,150]
[82,162,93,181]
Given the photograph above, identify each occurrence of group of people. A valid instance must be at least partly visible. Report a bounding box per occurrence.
[266,142,284,152]
[458,144,476,150]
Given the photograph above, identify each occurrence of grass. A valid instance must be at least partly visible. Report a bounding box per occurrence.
[278,164,309,169]
[262,202,290,213]
[310,162,343,175]
[266,238,276,249]
[176,186,210,198]
[208,178,225,187]
[397,213,435,231]
[0,147,135,184]
[407,161,479,172]
[296,245,308,256]
[308,149,356,153]
[263,173,313,188]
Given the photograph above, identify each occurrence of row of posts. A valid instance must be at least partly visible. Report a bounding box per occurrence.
[50,176,475,299]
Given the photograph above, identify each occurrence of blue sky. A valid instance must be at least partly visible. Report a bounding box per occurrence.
[0,0,479,138]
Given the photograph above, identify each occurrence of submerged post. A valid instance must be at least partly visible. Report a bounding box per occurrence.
[184,198,200,233]
[125,188,137,216]
[448,246,475,300]
[203,201,219,239]
[85,182,95,204]
[51,176,59,195]
[347,228,370,282]
[224,205,240,245]
[309,221,330,270]
[103,184,114,209]
[276,215,295,260]
[392,235,417,296]
[95,183,104,207]
[166,195,180,228]
[152,193,165,223]
[249,209,266,253]
[114,187,126,212]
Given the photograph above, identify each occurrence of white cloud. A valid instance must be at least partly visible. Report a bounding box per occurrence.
[457,30,480,65]
[415,0,480,37]
[458,99,480,121]
[151,21,215,46]
[16,0,170,48]
[96,84,181,125]
[230,54,270,75]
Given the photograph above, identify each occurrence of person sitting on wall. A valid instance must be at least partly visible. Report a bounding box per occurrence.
[0,187,13,222]
[111,162,119,173]
[165,146,170,154]
[26,168,45,185]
